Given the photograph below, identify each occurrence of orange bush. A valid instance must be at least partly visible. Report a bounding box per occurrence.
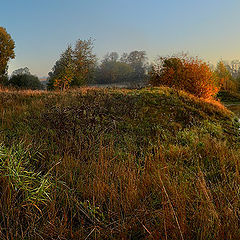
[149,56,220,99]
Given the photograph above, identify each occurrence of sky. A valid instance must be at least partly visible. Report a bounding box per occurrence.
[1,0,240,77]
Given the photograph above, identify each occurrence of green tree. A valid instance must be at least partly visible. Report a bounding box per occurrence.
[120,51,148,82]
[95,52,134,84]
[71,38,97,86]
[48,39,96,89]
[103,52,119,63]
[47,46,74,90]
[8,73,43,90]
[0,27,15,84]
[12,67,30,76]
[215,60,238,92]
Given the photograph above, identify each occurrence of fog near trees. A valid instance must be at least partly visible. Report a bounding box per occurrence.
[46,38,150,90]
[2,25,240,92]
[94,51,148,85]
[46,37,240,92]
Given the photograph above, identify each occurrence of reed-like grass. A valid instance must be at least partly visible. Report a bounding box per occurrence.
[0,87,240,239]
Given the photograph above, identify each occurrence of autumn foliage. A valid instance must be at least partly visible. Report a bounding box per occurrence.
[215,60,238,92]
[0,27,15,84]
[149,56,220,99]
[53,76,72,90]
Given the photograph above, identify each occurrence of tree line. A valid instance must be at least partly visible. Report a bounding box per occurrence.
[47,39,149,90]
[1,26,240,94]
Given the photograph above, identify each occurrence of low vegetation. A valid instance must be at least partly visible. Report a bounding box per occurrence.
[0,87,240,239]
[8,73,43,90]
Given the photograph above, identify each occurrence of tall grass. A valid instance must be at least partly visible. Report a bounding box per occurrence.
[0,87,240,239]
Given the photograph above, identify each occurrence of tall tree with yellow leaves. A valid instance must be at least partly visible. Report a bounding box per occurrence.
[0,27,15,84]
[215,60,238,92]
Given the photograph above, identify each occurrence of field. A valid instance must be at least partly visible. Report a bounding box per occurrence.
[1,87,240,239]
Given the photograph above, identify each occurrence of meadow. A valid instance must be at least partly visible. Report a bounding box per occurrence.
[1,87,240,239]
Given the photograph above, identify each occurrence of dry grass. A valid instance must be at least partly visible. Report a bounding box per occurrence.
[0,87,239,239]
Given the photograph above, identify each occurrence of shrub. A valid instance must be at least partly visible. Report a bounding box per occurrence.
[8,73,43,90]
[149,55,220,99]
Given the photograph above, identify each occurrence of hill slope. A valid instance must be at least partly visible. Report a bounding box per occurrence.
[0,87,240,239]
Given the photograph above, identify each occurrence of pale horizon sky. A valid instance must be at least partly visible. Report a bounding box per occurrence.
[1,0,240,77]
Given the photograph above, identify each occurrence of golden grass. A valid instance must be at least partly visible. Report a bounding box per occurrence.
[0,87,239,239]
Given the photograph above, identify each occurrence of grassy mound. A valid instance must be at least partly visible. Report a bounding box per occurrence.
[0,87,240,239]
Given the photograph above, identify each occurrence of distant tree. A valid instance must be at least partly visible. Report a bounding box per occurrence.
[228,60,240,78]
[95,51,148,85]
[95,60,133,84]
[126,51,148,81]
[0,27,15,84]
[120,52,128,63]
[126,51,147,67]
[47,46,74,90]
[95,52,134,84]
[150,55,219,99]
[48,39,96,90]
[71,38,97,86]
[9,70,43,90]
[12,67,30,76]
[103,52,119,63]
[215,61,238,92]
[120,51,148,82]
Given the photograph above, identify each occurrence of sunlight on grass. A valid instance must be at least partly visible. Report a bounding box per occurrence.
[0,87,239,239]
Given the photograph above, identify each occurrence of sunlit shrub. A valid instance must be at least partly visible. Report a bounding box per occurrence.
[149,55,220,99]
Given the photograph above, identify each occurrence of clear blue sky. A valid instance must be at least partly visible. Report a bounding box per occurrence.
[1,0,240,77]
